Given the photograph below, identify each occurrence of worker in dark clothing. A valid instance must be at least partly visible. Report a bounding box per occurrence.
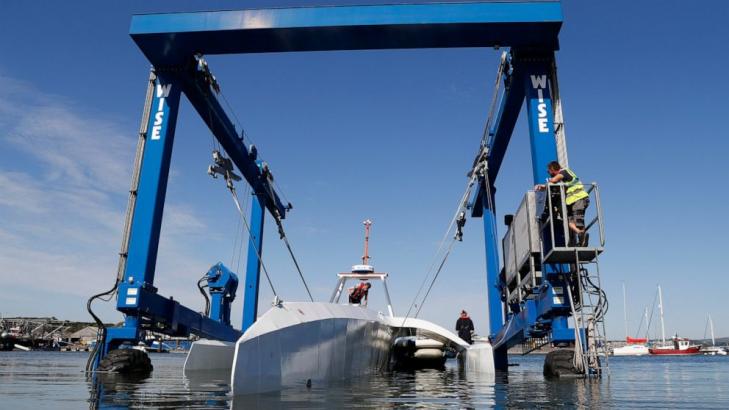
[455,310,475,344]
[348,282,371,305]
[536,161,590,246]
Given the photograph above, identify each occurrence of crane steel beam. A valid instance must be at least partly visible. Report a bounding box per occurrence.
[164,62,288,219]
[129,2,562,65]
[469,69,526,218]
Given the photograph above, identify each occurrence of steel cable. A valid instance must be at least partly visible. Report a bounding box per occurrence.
[414,238,457,318]
[277,225,315,302]
[401,173,479,325]
[229,188,278,297]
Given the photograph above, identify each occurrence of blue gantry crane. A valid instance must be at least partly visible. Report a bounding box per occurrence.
[86,56,292,371]
[467,50,609,376]
[88,1,607,377]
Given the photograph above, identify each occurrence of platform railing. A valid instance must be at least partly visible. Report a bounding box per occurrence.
[541,182,605,252]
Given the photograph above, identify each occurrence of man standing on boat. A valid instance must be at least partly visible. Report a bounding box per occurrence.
[535,161,590,246]
[456,310,474,344]
[348,282,371,305]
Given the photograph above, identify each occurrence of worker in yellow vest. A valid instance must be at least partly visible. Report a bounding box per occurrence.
[536,161,590,246]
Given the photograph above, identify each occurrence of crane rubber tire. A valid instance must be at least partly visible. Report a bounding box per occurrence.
[543,349,583,378]
[97,349,153,374]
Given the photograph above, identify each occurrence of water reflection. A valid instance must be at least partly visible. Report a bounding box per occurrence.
[501,361,608,408]
[230,363,497,409]
[87,357,607,409]
[88,355,231,409]
[89,373,151,410]
[3,352,727,408]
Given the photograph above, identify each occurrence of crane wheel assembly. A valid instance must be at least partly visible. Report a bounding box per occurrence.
[96,349,153,374]
[543,349,581,378]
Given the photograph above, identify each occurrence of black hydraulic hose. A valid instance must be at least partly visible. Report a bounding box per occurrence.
[84,279,120,373]
[580,272,609,321]
[197,277,211,316]
[585,275,609,318]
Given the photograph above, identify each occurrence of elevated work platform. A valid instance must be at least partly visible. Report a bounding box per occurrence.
[543,247,603,264]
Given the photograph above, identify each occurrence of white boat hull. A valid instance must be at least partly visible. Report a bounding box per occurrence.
[702,346,727,356]
[612,344,649,356]
[184,339,236,371]
[184,301,495,395]
[231,302,393,395]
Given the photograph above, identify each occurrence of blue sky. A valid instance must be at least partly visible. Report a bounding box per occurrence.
[0,1,727,341]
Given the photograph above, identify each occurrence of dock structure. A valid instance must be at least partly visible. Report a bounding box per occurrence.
[1,317,71,349]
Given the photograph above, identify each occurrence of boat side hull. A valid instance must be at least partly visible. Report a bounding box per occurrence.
[648,346,701,355]
[231,303,393,395]
[612,345,650,356]
[184,339,236,371]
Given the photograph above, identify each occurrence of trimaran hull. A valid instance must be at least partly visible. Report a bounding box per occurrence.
[185,301,495,395]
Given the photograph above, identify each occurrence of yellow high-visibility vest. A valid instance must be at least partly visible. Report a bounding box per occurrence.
[563,168,589,205]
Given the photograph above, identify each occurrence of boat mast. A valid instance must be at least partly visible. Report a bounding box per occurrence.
[658,285,666,345]
[622,282,628,340]
[362,219,372,265]
[709,314,716,346]
[643,307,649,339]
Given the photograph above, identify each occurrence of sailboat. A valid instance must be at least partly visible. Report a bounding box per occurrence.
[702,314,727,356]
[612,283,649,356]
[648,286,701,356]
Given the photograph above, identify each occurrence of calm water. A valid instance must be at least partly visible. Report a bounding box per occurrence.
[1,351,728,409]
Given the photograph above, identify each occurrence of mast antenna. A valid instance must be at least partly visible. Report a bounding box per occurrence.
[362,219,372,265]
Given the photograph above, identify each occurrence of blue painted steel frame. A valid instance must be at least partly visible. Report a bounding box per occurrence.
[124,73,181,287]
[129,2,562,64]
[99,0,567,371]
[101,72,250,363]
[524,61,558,185]
[469,51,580,370]
[167,63,288,219]
[242,194,265,332]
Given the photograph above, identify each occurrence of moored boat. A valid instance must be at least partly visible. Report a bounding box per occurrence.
[702,346,727,356]
[649,336,701,356]
[0,332,18,351]
[702,315,726,355]
[612,284,649,356]
[648,285,701,356]
[612,341,649,356]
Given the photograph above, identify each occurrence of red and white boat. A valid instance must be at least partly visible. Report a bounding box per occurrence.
[613,337,650,356]
[649,336,701,356]
[648,286,701,356]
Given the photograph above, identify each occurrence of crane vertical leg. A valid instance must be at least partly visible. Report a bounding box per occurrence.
[101,73,181,360]
[481,185,508,371]
[522,53,575,346]
[241,193,265,332]
[523,54,559,185]
[122,73,182,287]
